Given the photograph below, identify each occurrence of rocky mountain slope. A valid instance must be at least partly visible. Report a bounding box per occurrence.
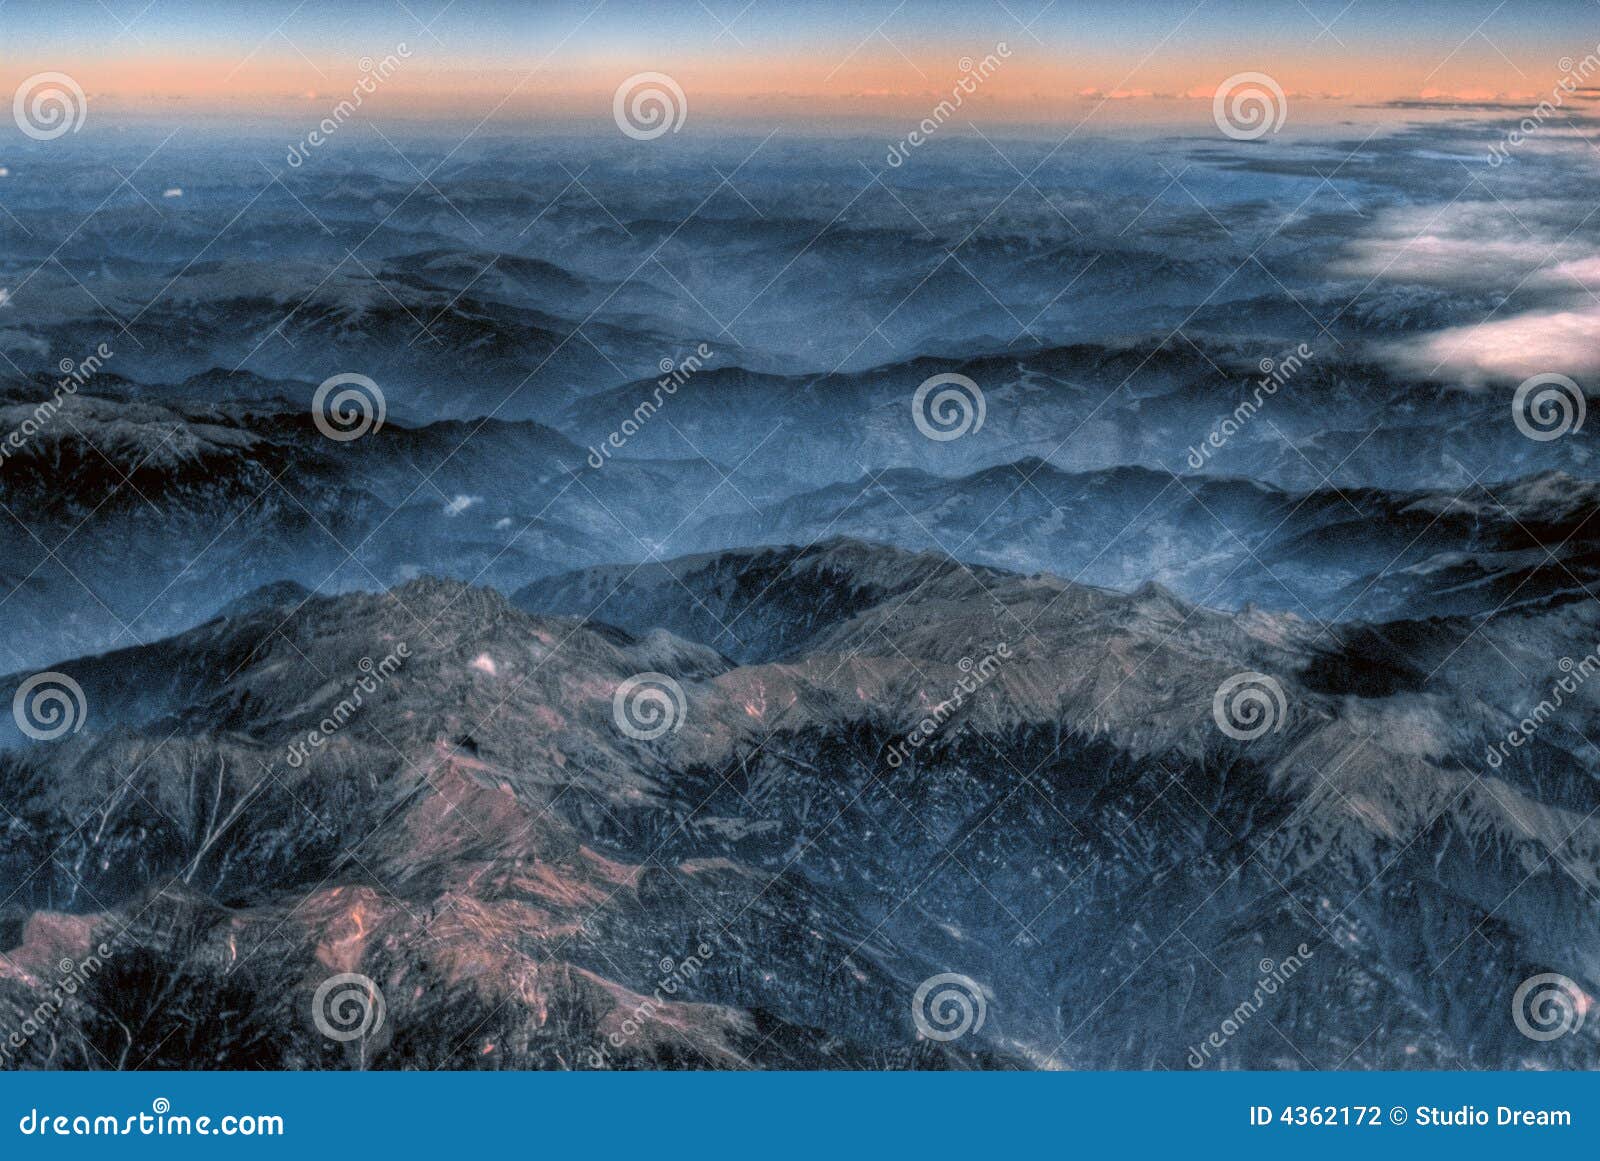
[4,542,1597,1068]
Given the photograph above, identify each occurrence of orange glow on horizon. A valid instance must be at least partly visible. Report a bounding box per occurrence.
[0,43,1561,125]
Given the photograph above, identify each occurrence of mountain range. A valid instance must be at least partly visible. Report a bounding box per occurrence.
[2,120,1597,1070]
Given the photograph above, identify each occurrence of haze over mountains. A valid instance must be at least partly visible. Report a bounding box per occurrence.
[1,114,1598,1069]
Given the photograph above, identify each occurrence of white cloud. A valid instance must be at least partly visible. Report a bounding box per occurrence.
[1344,192,1600,383]
[1387,306,1600,384]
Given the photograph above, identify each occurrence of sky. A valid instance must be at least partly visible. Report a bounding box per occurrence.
[1,0,1597,127]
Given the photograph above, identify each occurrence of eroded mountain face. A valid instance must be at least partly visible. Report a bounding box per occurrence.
[4,542,1597,1068]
